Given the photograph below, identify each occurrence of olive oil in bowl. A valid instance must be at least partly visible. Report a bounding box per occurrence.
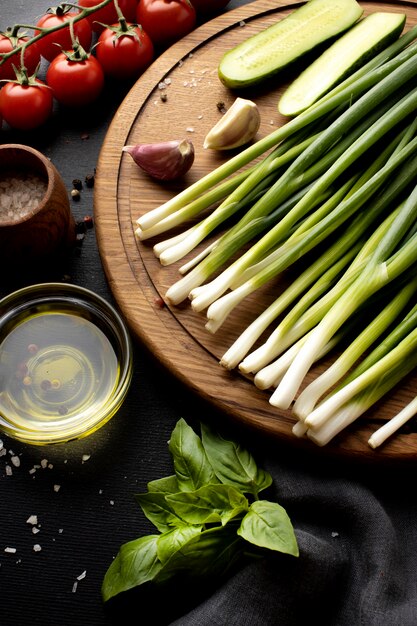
[0,284,132,444]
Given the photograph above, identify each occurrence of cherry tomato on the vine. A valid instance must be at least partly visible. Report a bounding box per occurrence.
[190,0,231,13]
[0,79,53,130]
[34,9,92,62]
[46,52,105,107]
[136,0,196,47]
[78,0,138,32]
[0,33,41,81]
[96,24,154,81]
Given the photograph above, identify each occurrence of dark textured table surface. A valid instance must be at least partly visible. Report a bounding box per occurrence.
[2,2,417,626]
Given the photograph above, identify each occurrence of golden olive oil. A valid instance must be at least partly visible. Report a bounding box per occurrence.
[0,308,120,442]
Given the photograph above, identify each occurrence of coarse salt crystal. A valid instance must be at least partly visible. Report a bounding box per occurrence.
[72,581,78,593]
[33,544,42,552]
[10,455,20,467]
[82,454,90,462]
[77,570,87,581]
[5,465,12,476]
[32,527,40,535]
[26,515,38,525]
[4,547,16,554]
[0,171,47,224]
[40,459,48,468]
[53,484,61,492]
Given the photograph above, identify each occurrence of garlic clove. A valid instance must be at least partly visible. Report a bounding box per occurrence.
[122,139,195,181]
[203,97,261,150]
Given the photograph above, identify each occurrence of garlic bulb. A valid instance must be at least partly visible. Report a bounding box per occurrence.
[123,139,195,181]
[204,97,261,150]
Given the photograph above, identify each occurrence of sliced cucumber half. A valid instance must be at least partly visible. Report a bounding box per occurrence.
[218,0,364,89]
[279,11,407,117]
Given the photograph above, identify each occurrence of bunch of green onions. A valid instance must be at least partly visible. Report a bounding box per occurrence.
[135,25,417,449]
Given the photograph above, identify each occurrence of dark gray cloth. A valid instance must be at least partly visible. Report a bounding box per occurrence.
[171,456,417,626]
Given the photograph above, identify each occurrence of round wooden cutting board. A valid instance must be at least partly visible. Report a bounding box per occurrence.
[94,0,417,462]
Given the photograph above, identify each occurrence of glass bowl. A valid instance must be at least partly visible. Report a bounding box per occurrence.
[0,283,133,445]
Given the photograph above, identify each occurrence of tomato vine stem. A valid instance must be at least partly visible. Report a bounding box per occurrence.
[0,0,114,67]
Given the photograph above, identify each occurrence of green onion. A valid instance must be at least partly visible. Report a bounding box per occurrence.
[271,181,417,410]
[291,277,417,419]
[368,396,417,449]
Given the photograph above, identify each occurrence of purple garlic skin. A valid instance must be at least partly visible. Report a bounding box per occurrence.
[122,139,195,181]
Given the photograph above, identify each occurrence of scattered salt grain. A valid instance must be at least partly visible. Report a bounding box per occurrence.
[110,500,114,506]
[186,127,195,133]
[5,465,12,476]
[53,484,61,492]
[0,440,3,450]
[32,527,40,535]
[82,454,90,463]
[10,455,20,467]
[0,448,7,457]
[0,171,47,224]
[331,531,339,538]
[72,581,78,593]
[40,459,48,468]
[26,515,38,525]
[33,544,42,552]
[4,547,16,554]
[58,529,63,534]
[77,570,87,581]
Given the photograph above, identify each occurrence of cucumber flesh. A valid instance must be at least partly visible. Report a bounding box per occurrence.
[278,12,407,117]
[218,0,363,89]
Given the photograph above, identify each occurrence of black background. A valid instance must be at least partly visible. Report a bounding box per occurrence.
[0,2,271,625]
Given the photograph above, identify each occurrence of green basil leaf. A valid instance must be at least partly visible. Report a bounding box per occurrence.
[168,418,218,491]
[157,525,203,564]
[147,475,179,494]
[166,484,249,526]
[154,524,244,585]
[237,500,299,557]
[101,535,161,602]
[135,491,186,532]
[201,423,273,496]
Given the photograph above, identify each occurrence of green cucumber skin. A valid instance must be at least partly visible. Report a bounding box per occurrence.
[279,12,407,117]
[218,0,364,89]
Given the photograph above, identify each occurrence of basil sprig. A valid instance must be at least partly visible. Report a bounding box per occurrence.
[102,418,299,602]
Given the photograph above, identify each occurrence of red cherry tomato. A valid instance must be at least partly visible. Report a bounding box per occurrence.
[136,0,196,47]
[96,24,154,80]
[0,79,53,130]
[34,10,92,62]
[78,0,138,32]
[46,52,105,107]
[190,0,230,13]
[0,34,41,81]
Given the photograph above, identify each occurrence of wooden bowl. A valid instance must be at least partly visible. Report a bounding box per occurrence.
[0,144,76,266]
